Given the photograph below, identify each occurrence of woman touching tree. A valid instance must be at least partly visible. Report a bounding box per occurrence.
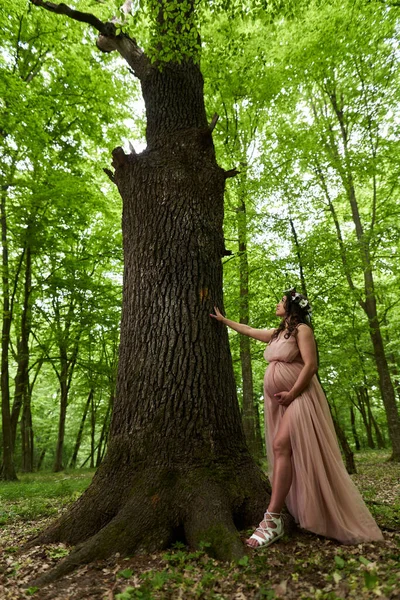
[211,289,383,548]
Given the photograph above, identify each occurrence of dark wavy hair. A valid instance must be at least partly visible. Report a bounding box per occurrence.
[270,288,312,341]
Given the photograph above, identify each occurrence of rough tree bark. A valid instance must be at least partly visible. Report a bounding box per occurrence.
[28,0,276,586]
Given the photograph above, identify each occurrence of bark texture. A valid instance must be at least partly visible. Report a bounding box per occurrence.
[27,5,276,586]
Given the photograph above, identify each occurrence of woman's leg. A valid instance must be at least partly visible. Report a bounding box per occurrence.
[268,407,293,513]
[247,407,292,547]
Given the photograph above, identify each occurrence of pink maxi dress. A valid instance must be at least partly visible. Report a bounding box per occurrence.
[264,328,383,544]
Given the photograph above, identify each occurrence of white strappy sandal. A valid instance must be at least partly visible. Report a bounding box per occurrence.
[246,510,284,549]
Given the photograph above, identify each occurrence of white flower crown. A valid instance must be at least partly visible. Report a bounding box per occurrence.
[287,287,312,315]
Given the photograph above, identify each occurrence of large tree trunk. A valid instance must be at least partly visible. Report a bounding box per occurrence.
[28,45,273,585]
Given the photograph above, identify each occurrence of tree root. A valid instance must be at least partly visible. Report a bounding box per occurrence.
[26,462,290,589]
[184,479,245,561]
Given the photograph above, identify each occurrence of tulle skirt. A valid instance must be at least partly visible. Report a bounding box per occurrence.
[264,360,383,544]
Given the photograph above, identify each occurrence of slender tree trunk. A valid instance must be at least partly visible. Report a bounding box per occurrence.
[69,389,93,469]
[354,388,375,449]
[319,376,356,474]
[21,382,34,472]
[54,345,78,472]
[350,405,361,451]
[368,406,386,449]
[90,392,96,469]
[80,444,100,469]
[328,92,400,460]
[365,300,400,458]
[96,393,112,468]
[54,359,69,473]
[331,414,357,474]
[0,189,17,480]
[237,195,263,459]
[11,245,32,451]
[37,448,46,471]
[316,161,400,458]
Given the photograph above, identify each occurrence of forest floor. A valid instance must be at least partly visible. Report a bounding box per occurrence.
[0,450,399,600]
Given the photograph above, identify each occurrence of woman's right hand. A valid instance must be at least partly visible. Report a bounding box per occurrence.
[210,306,225,322]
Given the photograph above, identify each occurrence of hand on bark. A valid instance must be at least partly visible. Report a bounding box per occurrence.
[210,306,225,322]
[274,391,294,406]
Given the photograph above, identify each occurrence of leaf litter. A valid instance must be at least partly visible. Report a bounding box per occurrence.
[0,451,399,599]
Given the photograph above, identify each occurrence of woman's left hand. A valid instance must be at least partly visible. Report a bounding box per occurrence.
[274,391,295,406]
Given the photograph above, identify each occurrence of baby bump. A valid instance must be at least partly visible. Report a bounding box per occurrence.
[264,361,302,400]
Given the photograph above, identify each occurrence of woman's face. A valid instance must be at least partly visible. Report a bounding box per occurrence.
[276,296,287,318]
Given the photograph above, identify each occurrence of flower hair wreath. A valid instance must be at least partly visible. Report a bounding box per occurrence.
[287,287,312,316]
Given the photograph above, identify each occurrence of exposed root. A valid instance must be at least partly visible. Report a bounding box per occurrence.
[26,462,274,588]
[29,490,174,588]
[184,479,245,561]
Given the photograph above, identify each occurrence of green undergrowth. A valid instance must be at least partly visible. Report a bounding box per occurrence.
[0,469,95,524]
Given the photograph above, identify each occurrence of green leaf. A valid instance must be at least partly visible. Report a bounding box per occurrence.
[364,570,378,590]
[359,556,370,566]
[118,568,134,579]
[334,555,345,569]
[115,588,136,600]
[237,555,249,567]
[26,588,39,596]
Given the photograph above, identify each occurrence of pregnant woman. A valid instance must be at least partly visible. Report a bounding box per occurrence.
[211,288,383,548]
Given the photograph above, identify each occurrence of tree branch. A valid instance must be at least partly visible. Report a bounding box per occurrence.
[30,0,150,79]
[31,0,111,34]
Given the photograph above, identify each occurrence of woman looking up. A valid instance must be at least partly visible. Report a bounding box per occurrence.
[211,289,383,548]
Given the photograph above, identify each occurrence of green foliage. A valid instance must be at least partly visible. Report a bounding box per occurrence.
[118,568,134,579]
[0,470,94,523]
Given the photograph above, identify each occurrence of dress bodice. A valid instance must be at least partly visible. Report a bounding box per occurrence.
[264,332,302,364]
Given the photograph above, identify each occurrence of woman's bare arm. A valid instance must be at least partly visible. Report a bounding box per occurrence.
[210,307,275,343]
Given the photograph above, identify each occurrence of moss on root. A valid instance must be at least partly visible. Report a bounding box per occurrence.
[197,523,244,561]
